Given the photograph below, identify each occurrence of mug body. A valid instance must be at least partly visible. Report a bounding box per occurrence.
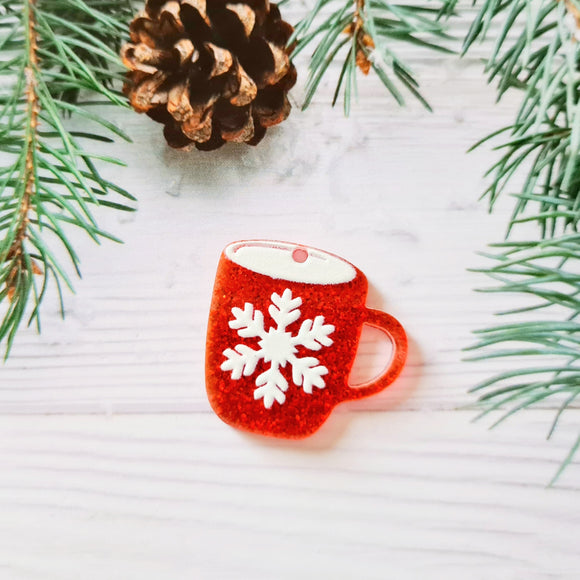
[206,240,368,438]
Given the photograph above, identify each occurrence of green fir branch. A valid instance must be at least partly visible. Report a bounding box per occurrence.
[291,0,456,113]
[465,0,580,235]
[0,0,135,356]
[464,0,580,482]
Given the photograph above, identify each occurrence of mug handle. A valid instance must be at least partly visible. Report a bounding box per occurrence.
[343,308,408,401]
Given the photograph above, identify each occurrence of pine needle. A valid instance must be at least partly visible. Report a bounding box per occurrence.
[292,0,456,112]
[0,0,135,356]
[464,0,580,483]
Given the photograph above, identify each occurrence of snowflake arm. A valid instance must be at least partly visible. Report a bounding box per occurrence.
[269,289,302,330]
[254,366,288,408]
[290,356,329,394]
[229,303,266,338]
[221,345,261,379]
[221,288,336,409]
[293,316,334,350]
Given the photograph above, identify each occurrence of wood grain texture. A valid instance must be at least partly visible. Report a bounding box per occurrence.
[1,4,579,577]
[1,54,526,414]
[0,413,578,580]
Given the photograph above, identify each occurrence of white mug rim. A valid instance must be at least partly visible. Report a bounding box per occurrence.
[224,240,358,285]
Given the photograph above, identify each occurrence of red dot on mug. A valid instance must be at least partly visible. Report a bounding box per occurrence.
[292,248,308,263]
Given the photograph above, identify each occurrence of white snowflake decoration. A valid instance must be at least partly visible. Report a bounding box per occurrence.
[221,289,335,408]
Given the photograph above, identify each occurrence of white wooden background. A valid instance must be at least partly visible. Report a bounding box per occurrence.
[1,5,579,579]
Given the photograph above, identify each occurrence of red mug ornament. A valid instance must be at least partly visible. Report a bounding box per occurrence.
[205,240,408,438]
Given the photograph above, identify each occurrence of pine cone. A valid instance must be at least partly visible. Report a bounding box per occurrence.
[121,0,296,150]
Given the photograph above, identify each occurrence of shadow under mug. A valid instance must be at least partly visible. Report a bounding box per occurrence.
[206,240,408,438]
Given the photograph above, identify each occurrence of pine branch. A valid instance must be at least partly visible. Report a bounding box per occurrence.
[5,0,40,300]
[464,0,580,234]
[0,0,135,355]
[291,0,456,114]
[463,0,580,482]
[466,235,580,484]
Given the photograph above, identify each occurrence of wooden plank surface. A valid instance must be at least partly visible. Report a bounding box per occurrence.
[0,413,578,580]
[2,56,523,413]
[1,4,579,578]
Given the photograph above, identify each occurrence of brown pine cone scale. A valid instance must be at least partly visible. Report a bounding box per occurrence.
[122,0,296,150]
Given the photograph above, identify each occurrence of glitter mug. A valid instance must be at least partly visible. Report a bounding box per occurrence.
[206,240,408,438]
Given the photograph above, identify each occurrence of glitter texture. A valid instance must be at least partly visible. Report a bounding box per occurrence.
[206,241,408,438]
